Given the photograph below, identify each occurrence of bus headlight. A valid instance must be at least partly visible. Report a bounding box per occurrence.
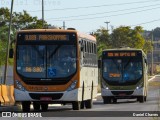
[136,83,143,89]
[102,82,109,90]
[67,80,78,91]
[15,80,26,91]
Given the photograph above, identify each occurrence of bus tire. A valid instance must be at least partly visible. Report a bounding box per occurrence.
[144,96,147,102]
[22,101,30,112]
[103,97,111,104]
[85,99,92,109]
[113,98,117,103]
[41,103,48,111]
[85,83,93,109]
[139,96,144,103]
[81,84,85,109]
[81,101,85,109]
[33,102,40,111]
[72,101,81,110]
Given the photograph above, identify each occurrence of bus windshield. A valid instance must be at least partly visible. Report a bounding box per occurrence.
[102,58,142,85]
[16,45,76,79]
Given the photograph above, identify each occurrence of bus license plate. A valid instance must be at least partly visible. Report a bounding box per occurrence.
[119,93,126,96]
[40,97,52,101]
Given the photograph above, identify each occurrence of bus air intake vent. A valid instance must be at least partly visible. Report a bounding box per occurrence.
[111,91,134,95]
[29,93,63,100]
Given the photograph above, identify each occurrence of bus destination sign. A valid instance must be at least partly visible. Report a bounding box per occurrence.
[25,34,69,41]
[107,52,136,57]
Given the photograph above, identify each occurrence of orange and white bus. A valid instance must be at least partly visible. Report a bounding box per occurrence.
[10,28,98,112]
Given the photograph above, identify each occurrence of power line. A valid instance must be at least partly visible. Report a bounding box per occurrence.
[131,18,160,26]
[28,0,160,12]
[46,6,160,21]
[47,4,160,20]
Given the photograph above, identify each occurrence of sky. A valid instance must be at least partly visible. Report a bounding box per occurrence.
[1,0,160,33]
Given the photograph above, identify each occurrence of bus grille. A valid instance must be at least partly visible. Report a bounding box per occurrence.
[111,91,134,95]
[29,93,63,100]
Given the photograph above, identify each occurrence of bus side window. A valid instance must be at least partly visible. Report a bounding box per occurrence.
[87,41,89,65]
[144,58,148,73]
[94,44,96,54]
[81,40,85,65]
[85,41,87,53]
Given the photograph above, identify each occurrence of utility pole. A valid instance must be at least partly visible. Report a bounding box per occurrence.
[42,0,44,28]
[63,21,66,29]
[151,30,154,75]
[104,21,110,31]
[4,0,14,84]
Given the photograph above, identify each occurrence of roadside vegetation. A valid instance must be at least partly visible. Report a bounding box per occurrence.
[149,81,160,87]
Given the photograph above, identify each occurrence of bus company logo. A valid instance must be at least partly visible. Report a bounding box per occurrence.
[2,112,11,117]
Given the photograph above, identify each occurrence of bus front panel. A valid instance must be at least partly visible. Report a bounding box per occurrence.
[14,31,81,102]
[101,50,145,98]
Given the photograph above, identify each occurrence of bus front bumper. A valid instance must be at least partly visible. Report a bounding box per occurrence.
[14,88,80,102]
[101,87,144,98]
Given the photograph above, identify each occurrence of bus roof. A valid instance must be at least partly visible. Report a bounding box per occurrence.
[103,47,143,52]
[17,29,96,41]
[77,32,96,41]
[17,29,77,33]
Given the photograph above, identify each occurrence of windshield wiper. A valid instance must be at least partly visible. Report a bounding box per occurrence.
[111,59,121,71]
[48,45,61,59]
[31,46,44,59]
[123,57,132,69]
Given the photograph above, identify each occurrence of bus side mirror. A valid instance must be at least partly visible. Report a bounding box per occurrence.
[81,45,85,58]
[81,46,84,52]
[98,59,101,68]
[9,48,13,58]
[145,59,147,65]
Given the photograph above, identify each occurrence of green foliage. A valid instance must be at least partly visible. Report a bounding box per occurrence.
[95,26,152,57]
[143,40,152,54]
[94,27,111,57]
[97,43,107,58]
[0,7,50,66]
[110,26,145,49]
[0,40,6,66]
[94,27,110,46]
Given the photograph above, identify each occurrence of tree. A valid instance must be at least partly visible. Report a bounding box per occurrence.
[0,7,50,66]
[110,26,145,49]
[143,40,153,54]
[95,26,152,57]
[12,10,49,30]
[94,27,110,46]
[94,27,111,57]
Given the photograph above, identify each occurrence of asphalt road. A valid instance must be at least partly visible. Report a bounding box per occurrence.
[1,76,160,120]
[37,76,160,120]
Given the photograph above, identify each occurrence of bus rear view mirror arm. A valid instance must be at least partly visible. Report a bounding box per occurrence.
[9,48,14,58]
[98,59,101,68]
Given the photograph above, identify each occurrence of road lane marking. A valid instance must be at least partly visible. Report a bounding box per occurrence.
[148,76,156,82]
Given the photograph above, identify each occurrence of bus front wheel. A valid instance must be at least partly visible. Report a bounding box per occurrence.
[41,103,48,111]
[33,102,40,111]
[112,98,117,103]
[103,97,111,104]
[138,96,145,103]
[72,101,81,110]
[22,101,31,112]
